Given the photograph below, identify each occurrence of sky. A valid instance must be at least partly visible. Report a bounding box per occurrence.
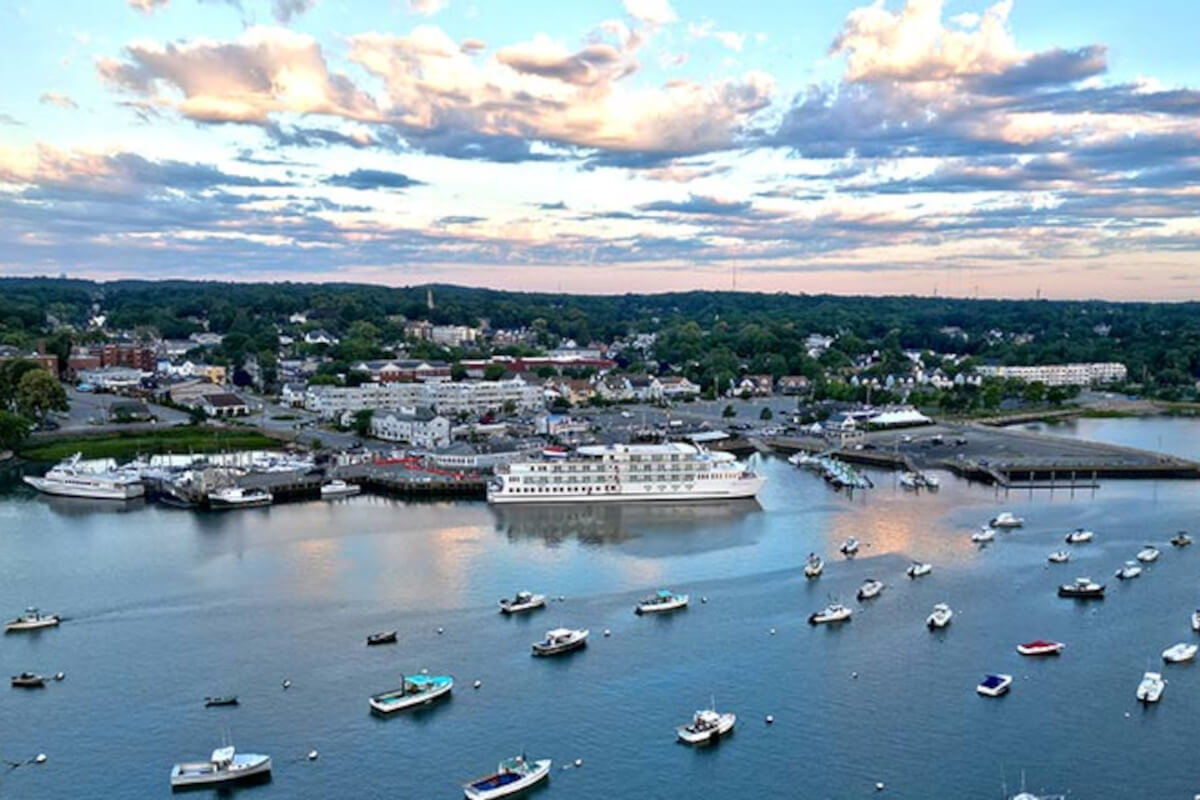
[2,0,1200,300]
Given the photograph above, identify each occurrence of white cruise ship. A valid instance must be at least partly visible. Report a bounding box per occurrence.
[23,453,145,501]
[487,442,765,504]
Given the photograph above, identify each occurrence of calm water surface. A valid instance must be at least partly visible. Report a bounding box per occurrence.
[2,432,1200,798]
[1024,415,1200,461]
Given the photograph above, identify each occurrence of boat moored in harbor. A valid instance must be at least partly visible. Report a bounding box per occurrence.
[369,674,454,714]
[1058,578,1104,598]
[1170,531,1192,547]
[203,696,238,707]
[463,755,551,800]
[1047,550,1070,564]
[532,628,588,656]
[803,553,824,579]
[971,526,996,544]
[676,706,736,744]
[990,512,1024,528]
[839,537,860,557]
[857,579,885,601]
[1115,561,1142,580]
[170,745,271,789]
[1192,610,1200,632]
[22,453,145,501]
[809,602,852,625]
[906,561,932,579]
[927,603,953,629]
[11,672,46,688]
[366,631,397,646]
[5,607,60,632]
[977,673,1012,697]
[1065,528,1094,544]
[499,591,546,614]
[1162,643,1197,663]
[1136,545,1160,563]
[1017,640,1064,656]
[320,480,361,499]
[635,589,689,615]
[1136,671,1165,703]
[207,486,272,510]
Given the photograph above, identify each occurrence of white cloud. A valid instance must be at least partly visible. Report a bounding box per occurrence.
[128,0,168,12]
[408,0,447,16]
[687,21,745,52]
[623,0,676,27]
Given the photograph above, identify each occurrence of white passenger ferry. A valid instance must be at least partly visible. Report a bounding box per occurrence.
[23,453,145,500]
[487,443,765,504]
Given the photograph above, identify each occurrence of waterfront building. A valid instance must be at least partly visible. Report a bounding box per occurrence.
[370,407,451,448]
[304,378,543,419]
[975,362,1127,387]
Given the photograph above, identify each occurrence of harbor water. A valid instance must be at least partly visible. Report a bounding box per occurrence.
[2,422,1199,798]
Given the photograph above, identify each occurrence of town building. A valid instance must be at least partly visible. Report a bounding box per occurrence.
[201,392,250,417]
[76,366,147,391]
[303,378,543,419]
[0,345,59,378]
[777,375,812,395]
[974,362,1127,387]
[369,407,451,448]
[430,325,479,347]
[651,375,701,400]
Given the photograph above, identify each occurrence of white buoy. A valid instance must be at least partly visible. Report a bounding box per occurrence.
[875,782,885,791]
[282,679,291,689]
[701,596,708,604]
[574,758,583,768]
[436,627,444,635]
[558,595,565,602]
[769,628,776,635]
[765,715,774,724]
[34,754,47,764]
[54,672,64,681]
[852,672,859,679]
[307,750,318,761]
[603,629,611,637]
[473,680,482,689]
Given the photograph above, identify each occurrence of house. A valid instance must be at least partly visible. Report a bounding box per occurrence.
[535,413,590,437]
[201,392,250,417]
[188,332,224,347]
[289,312,308,324]
[280,383,308,407]
[370,407,451,448]
[733,374,773,397]
[596,374,633,402]
[550,378,594,406]
[431,325,479,347]
[627,374,655,402]
[652,375,701,400]
[305,329,339,346]
[778,375,812,395]
[76,367,146,392]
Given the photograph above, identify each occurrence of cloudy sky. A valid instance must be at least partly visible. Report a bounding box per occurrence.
[2,0,1199,299]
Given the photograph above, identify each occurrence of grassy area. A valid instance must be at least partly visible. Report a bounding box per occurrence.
[18,426,282,462]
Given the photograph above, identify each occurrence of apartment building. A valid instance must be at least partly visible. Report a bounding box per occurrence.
[304,378,543,419]
[975,362,1127,387]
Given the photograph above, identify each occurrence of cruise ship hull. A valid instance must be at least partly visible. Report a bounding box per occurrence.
[23,475,145,501]
[488,476,766,504]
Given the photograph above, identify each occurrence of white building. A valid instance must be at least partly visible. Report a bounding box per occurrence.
[77,366,146,391]
[370,407,451,448]
[305,329,339,346]
[652,375,701,400]
[430,325,479,347]
[975,362,1127,387]
[304,378,543,419]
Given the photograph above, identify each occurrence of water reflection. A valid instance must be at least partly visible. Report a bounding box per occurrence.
[41,495,148,517]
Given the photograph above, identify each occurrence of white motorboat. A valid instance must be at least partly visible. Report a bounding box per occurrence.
[463,755,552,800]
[977,673,1013,697]
[971,526,996,544]
[320,479,361,499]
[368,674,454,714]
[676,707,736,744]
[926,603,953,629]
[5,607,60,633]
[170,745,271,788]
[207,486,272,509]
[899,472,919,490]
[906,561,932,579]
[1192,610,1200,632]
[1047,550,1070,564]
[990,512,1024,529]
[839,537,860,557]
[532,628,588,656]
[919,473,940,490]
[1136,671,1166,703]
[1162,643,1198,663]
[11,672,46,688]
[857,579,885,601]
[23,452,145,500]
[1017,640,1064,657]
[498,591,546,614]
[1136,545,1160,563]
[1170,531,1192,547]
[1065,528,1094,544]
[1115,561,1142,580]
[809,602,852,625]
[1058,577,1105,598]
[635,590,689,615]
[803,553,824,579]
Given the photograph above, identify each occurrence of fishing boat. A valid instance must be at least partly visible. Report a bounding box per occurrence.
[971,526,996,544]
[1017,640,1064,657]
[1065,528,1094,544]
[990,512,1024,529]
[1058,578,1104,598]
[169,745,271,788]
[5,607,60,632]
[531,628,588,656]
[899,472,919,490]
[1136,545,1160,563]
[463,755,552,800]
[906,561,933,579]
[635,589,689,615]
[919,473,940,490]
[927,603,953,629]
[808,602,852,625]
[976,673,1013,697]
[1162,643,1198,663]
[803,553,824,579]
[1170,531,1192,547]
[1115,561,1142,580]
[857,579,885,601]
[368,674,454,714]
[1136,671,1166,703]
[204,696,239,707]
[366,631,398,646]
[1047,550,1070,564]
[676,706,737,744]
[320,479,361,499]
[207,486,272,510]
[11,672,46,688]
[1192,610,1200,632]
[499,591,546,614]
[839,537,860,557]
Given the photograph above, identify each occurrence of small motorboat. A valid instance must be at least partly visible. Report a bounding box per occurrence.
[207,486,272,510]
[1170,531,1193,547]
[635,589,689,615]
[1017,640,1064,657]
[676,706,736,744]
[531,628,588,656]
[971,526,996,544]
[499,591,546,615]
[839,537,860,557]
[5,607,60,633]
[920,473,940,490]
[463,755,552,800]
[367,630,398,646]
[320,479,361,499]
[1136,671,1166,703]
[899,472,919,490]
[1047,550,1070,564]
[1162,643,1198,663]
[170,745,271,788]
[926,603,953,629]
[1115,561,1142,580]
[1192,609,1200,632]
[1058,577,1105,598]
[11,672,46,688]
[803,553,824,579]
[369,674,454,714]
[976,673,1013,697]
[906,561,933,579]
[857,579,885,601]
[808,602,853,625]
[1065,528,1094,544]
[990,512,1024,529]
[1136,545,1160,563]
[204,696,239,707]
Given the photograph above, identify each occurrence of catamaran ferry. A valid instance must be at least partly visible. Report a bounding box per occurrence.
[487,442,765,504]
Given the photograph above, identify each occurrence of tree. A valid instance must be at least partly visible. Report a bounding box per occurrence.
[1022,380,1047,406]
[451,363,468,380]
[352,409,373,437]
[483,363,507,381]
[0,359,44,408]
[0,409,29,451]
[722,404,736,418]
[759,407,774,421]
[15,369,67,421]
